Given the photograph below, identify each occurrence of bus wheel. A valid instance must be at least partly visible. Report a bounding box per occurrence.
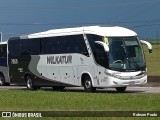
[26,76,38,90]
[52,86,65,91]
[116,87,127,93]
[0,74,5,86]
[84,76,96,92]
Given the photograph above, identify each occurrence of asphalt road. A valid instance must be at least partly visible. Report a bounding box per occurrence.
[0,86,160,94]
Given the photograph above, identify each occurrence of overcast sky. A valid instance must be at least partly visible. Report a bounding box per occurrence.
[0,0,160,40]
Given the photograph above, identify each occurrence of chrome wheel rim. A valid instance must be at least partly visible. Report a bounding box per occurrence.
[0,78,4,86]
[85,80,91,89]
[27,78,32,89]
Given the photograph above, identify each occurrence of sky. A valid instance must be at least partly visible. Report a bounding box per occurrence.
[0,0,160,40]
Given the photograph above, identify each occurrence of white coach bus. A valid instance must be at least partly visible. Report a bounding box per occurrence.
[0,26,152,92]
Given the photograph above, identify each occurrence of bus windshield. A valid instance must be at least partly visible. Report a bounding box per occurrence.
[108,37,146,71]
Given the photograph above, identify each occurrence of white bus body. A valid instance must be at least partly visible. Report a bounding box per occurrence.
[1,26,152,92]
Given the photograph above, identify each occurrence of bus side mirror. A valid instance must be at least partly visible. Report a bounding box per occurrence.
[95,41,109,52]
[140,40,152,53]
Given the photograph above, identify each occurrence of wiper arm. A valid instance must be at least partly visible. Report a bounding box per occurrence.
[128,57,141,70]
[124,50,140,70]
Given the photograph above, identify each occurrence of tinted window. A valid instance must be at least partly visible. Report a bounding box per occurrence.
[42,35,89,56]
[9,40,21,57]
[0,44,7,57]
[9,39,40,57]
[94,44,108,68]
[9,35,89,57]
[0,44,7,66]
[87,34,102,50]
[42,37,58,54]
[87,34,108,68]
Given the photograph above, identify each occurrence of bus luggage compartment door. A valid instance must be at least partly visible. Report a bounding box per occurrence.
[60,66,74,85]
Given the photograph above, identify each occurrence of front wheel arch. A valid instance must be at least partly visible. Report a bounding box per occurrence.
[81,73,94,86]
[82,74,96,92]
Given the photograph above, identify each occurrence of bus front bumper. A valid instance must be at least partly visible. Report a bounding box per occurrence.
[108,75,147,87]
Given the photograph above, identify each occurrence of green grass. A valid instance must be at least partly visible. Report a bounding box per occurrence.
[0,90,160,119]
[143,44,160,76]
[0,90,160,111]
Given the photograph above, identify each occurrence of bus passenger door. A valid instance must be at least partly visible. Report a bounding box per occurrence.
[98,66,107,86]
[94,43,109,86]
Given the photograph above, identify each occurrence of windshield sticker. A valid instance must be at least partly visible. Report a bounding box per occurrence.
[104,37,109,44]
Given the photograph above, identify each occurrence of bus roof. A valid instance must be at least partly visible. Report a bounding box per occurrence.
[11,25,138,40]
[0,41,7,45]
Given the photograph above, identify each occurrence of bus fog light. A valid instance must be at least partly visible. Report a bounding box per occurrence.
[113,81,118,85]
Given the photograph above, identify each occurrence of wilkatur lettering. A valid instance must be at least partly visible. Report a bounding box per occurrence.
[47,55,72,64]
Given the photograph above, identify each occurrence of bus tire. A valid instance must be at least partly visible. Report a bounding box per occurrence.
[84,76,96,92]
[0,74,5,86]
[26,76,38,90]
[116,87,127,93]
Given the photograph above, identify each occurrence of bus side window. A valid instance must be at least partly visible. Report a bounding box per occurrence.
[74,35,89,56]
[9,40,21,57]
[19,39,40,56]
[0,46,7,57]
[21,42,30,56]
[42,37,58,54]
[41,35,89,55]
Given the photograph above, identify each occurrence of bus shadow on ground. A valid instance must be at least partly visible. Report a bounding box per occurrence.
[2,86,145,93]
[40,87,145,94]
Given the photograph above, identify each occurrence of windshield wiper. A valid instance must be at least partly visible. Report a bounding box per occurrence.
[122,40,141,70]
[128,56,141,70]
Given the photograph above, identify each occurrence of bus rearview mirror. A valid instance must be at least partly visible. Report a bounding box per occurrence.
[140,40,152,53]
[95,41,109,52]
